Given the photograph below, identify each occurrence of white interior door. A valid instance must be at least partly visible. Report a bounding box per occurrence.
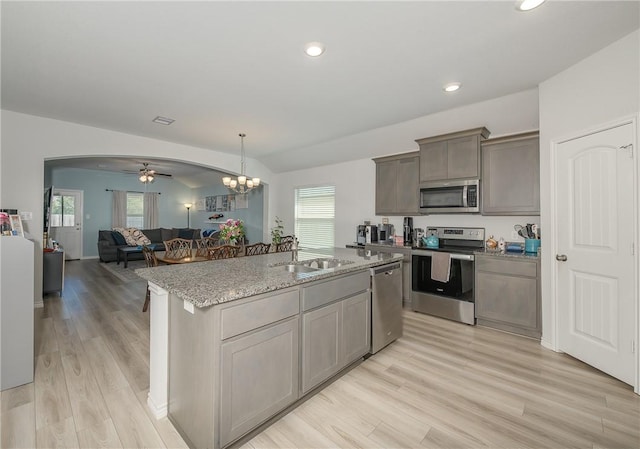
[555,122,636,386]
[50,189,83,260]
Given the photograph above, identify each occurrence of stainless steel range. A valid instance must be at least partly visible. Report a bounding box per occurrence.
[411,227,485,325]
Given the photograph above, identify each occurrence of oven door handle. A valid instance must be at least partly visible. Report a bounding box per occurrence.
[411,250,475,261]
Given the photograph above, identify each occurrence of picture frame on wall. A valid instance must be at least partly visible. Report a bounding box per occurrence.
[9,214,24,237]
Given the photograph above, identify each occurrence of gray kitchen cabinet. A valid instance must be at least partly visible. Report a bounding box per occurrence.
[342,291,371,364]
[365,244,411,307]
[375,159,396,214]
[373,152,419,215]
[301,301,341,393]
[301,272,370,393]
[220,317,299,446]
[481,131,540,215]
[168,287,300,449]
[475,255,541,339]
[416,127,490,182]
[166,267,380,449]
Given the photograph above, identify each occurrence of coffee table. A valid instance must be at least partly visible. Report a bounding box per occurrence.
[116,246,144,268]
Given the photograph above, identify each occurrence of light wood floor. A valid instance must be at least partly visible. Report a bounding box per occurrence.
[1,259,639,449]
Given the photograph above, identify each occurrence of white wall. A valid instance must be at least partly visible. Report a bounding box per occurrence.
[539,30,639,349]
[0,111,274,303]
[269,89,540,172]
[270,89,541,248]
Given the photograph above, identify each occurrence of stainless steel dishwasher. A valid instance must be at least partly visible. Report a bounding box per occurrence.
[370,262,403,353]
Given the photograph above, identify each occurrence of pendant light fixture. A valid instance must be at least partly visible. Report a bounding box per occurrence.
[222,133,261,194]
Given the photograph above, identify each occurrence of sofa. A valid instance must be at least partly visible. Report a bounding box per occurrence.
[97,227,201,263]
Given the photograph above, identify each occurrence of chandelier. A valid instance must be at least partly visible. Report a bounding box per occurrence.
[222,133,261,194]
[139,163,155,184]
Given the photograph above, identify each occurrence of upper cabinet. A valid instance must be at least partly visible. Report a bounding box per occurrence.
[481,131,540,216]
[373,152,419,216]
[416,127,490,182]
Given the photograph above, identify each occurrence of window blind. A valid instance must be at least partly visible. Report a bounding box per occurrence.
[295,185,335,250]
[126,192,144,228]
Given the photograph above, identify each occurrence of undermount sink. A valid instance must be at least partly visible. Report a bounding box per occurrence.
[278,258,354,273]
[304,258,351,269]
[284,264,321,273]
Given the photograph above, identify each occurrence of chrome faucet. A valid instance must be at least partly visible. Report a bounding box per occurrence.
[291,237,299,262]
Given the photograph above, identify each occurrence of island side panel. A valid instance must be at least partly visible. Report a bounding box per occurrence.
[168,294,219,449]
[147,282,170,418]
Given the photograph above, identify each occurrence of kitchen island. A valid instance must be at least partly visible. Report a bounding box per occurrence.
[136,247,403,449]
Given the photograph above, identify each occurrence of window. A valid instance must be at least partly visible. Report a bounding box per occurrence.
[126,192,144,228]
[294,185,335,250]
[50,193,75,227]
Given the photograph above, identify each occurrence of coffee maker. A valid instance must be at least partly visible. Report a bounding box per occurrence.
[377,223,394,243]
[356,225,366,245]
[403,217,413,246]
[365,225,378,244]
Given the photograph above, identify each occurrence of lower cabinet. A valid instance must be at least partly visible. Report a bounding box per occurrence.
[342,292,371,364]
[168,270,372,449]
[475,255,541,339]
[219,317,299,446]
[301,291,371,394]
[301,271,371,394]
[301,302,341,392]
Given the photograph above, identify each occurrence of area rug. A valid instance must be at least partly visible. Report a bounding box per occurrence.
[99,259,148,282]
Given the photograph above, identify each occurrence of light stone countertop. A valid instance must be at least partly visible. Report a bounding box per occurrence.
[135,247,404,308]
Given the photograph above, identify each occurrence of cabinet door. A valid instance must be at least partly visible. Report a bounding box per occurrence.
[395,156,419,214]
[482,135,540,215]
[301,302,341,393]
[220,317,299,446]
[342,292,371,365]
[476,272,538,332]
[375,160,397,214]
[419,141,448,182]
[447,135,479,179]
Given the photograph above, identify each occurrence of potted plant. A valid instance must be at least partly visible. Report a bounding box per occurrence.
[219,219,245,245]
[271,216,284,244]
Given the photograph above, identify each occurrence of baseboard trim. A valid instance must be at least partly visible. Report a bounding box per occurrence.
[540,338,559,352]
[147,393,168,419]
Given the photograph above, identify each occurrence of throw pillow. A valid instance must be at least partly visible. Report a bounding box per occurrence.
[111,231,127,246]
[113,227,152,246]
[178,228,194,239]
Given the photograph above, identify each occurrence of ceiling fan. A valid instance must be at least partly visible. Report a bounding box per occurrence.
[124,162,173,183]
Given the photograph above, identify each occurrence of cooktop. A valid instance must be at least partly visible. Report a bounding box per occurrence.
[414,226,486,254]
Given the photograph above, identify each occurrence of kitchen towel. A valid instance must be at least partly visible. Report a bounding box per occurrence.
[431,252,451,283]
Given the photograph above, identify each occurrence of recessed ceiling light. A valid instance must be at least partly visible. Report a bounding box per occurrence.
[517,0,546,11]
[152,116,175,125]
[304,42,325,57]
[443,82,461,93]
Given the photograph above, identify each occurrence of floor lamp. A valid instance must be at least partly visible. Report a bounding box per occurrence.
[184,203,192,228]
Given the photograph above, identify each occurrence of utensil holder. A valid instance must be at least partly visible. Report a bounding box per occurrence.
[524,239,540,254]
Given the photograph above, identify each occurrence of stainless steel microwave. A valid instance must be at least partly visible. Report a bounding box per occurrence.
[419,179,480,214]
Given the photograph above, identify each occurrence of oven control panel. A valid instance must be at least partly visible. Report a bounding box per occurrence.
[427,227,485,241]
